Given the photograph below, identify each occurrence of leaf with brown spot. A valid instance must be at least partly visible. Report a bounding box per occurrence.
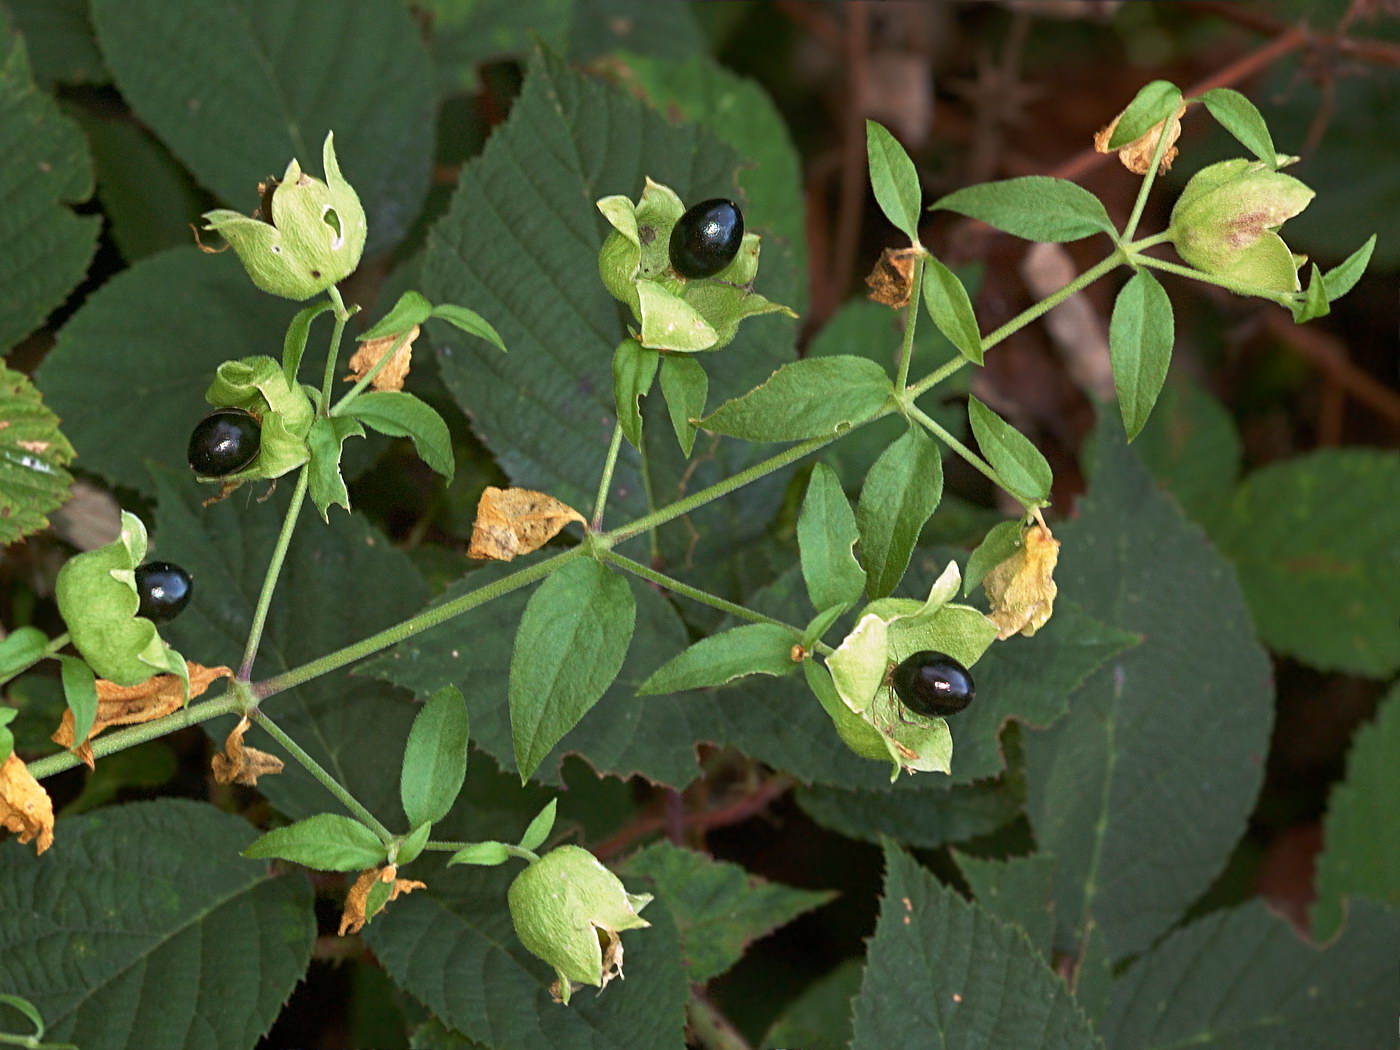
[467,486,586,561]
[52,662,233,768]
[344,325,420,392]
[0,752,55,854]
[338,863,426,935]
[212,715,284,785]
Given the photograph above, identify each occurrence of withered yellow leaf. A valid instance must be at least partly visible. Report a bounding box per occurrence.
[468,486,586,561]
[344,324,420,392]
[983,518,1060,639]
[52,662,233,768]
[212,715,284,786]
[1093,104,1186,175]
[0,752,55,855]
[865,246,920,309]
[338,863,427,936]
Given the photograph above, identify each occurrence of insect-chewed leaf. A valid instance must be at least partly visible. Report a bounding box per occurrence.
[467,486,587,561]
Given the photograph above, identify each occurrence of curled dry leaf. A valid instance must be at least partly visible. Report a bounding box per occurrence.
[468,486,587,561]
[865,246,920,308]
[983,517,1060,639]
[1093,104,1186,175]
[338,863,427,936]
[52,662,233,768]
[211,715,285,786]
[344,324,420,392]
[0,752,55,855]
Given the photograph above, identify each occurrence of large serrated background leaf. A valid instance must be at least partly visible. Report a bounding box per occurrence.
[0,363,73,544]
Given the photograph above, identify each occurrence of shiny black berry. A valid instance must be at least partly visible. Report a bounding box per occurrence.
[188,408,261,477]
[669,198,744,279]
[891,650,975,718]
[134,562,193,623]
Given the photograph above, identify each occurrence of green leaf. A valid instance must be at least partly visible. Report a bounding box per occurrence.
[429,304,507,353]
[0,626,46,679]
[401,684,470,829]
[866,120,922,243]
[851,844,1099,1050]
[89,0,433,257]
[1104,900,1400,1050]
[967,396,1053,502]
[518,798,557,852]
[857,427,943,598]
[447,841,512,867]
[1321,234,1376,302]
[612,338,659,449]
[282,301,334,386]
[1313,683,1400,939]
[307,415,365,520]
[659,354,707,456]
[618,841,834,983]
[1289,262,1330,323]
[1108,80,1182,148]
[397,821,432,867]
[803,604,848,649]
[364,290,433,341]
[364,861,688,1049]
[798,463,866,612]
[342,390,455,480]
[0,799,313,1050]
[37,248,298,495]
[963,520,1022,594]
[1024,418,1273,961]
[1199,87,1277,165]
[1214,449,1400,677]
[701,357,891,442]
[1,0,107,86]
[57,654,96,752]
[0,992,44,1039]
[797,777,1022,850]
[637,623,798,695]
[0,37,98,354]
[1108,270,1175,440]
[0,364,74,543]
[951,851,1056,957]
[929,176,1116,242]
[921,257,983,364]
[243,812,388,872]
[762,959,862,1050]
[510,559,636,780]
[1132,379,1241,529]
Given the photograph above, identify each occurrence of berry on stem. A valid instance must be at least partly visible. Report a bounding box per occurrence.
[134,562,193,622]
[669,199,744,279]
[188,408,261,477]
[891,650,974,718]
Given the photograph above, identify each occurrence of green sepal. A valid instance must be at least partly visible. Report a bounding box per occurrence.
[364,878,394,926]
[659,354,707,456]
[1290,263,1331,324]
[518,798,558,853]
[202,355,314,484]
[1320,235,1376,303]
[612,338,659,448]
[307,415,365,520]
[804,658,889,764]
[1108,80,1182,149]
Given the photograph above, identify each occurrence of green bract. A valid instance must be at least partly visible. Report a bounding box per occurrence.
[822,563,997,780]
[595,178,795,353]
[506,845,652,1005]
[1169,157,1315,294]
[200,356,315,485]
[202,132,367,301]
[54,511,188,688]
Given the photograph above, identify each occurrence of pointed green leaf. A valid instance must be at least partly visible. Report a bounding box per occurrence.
[619,841,834,983]
[951,851,1057,957]
[510,559,636,780]
[447,841,512,867]
[700,357,891,442]
[282,300,334,386]
[57,655,96,753]
[930,176,1116,242]
[866,120,922,242]
[397,821,432,866]
[1109,269,1175,440]
[1289,262,1330,323]
[1321,234,1376,303]
[0,799,313,1050]
[967,396,1053,502]
[401,684,470,829]
[798,463,866,612]
[4,0,107,87]
[0,992,44,1039]
[803,604,849,649]
[0,363,74,544]
[342,390,455,480]
[517,798,557,853]
[921,257,983,364]
[851,844,1099,1050]
[0,627,47,680]
[364,291,433,341]
[637,623,798,695]
[307,415,365,520]
[1199,87,1277,166]
[659,353,707,456]
[243,813,387,872]
[857,427,944,598]
[612,338,659,449]
[963,520,1023,594]
[1108,80,1182,148]
[430,304,507,353]
[762,959,862,1050]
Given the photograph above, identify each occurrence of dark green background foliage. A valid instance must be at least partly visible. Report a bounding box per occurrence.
[0,1,1396,1048]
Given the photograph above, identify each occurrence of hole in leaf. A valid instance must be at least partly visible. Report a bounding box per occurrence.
[323,205,344,249]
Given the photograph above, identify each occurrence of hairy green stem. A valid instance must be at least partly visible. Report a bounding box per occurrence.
[318,285,352,413]
[239,466,310,679]
[250,707,393,842]
[26,692,245,781]
[591,421,626,528]
[330,326,414,417]
[1121,103,1183,243]
[254,547,584,699]
[906,403,1034,509]
[895,253,928,391]
[686,992,754,1050]
[423,839,538,862]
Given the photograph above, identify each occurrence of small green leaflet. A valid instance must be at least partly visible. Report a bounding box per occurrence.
[307,415,365,519]
[518,798,557,852]
[57,654,97,752]
[612,338,659,449]
[243,812,387,872]
[1107,80,1182,149]
[430,304,507,353]
[1320,235,1376,302]
[964,520,1023,594]
[857,427,944,598]
[363,290,433,340]
[659,353,707,456]
[637,623,799,695]
[798,463,866,612]
[966,396,1053,502]
[0,364,76,545]
[866,120,922,243]
[282,300,334,385]
[930,176,1116,243]
[1199,87,1276,166]
[1108,269,1174,440]
[341,390,454,480]
[701,357,891,442]
[400,684,470,829]
[921,258,982,364]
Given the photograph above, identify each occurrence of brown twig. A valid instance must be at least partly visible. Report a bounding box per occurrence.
[1261,311,1400,427]
[593,774,796,860]
[829,2,872,313]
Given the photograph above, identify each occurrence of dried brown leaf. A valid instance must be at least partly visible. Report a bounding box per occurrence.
[338,863,427,936]
[0,752,55,854]
[865,247,920,309]
[211,715,284,785]
[344,325,420,392]
[1093,104,1185,175]
[983,518,1060,639]
[468,486,586,561]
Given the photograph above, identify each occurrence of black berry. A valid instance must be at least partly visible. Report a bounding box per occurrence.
[188,408,261,477]
[891,651,975,718]
[669,199,744,279]
[134,562,193,623]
